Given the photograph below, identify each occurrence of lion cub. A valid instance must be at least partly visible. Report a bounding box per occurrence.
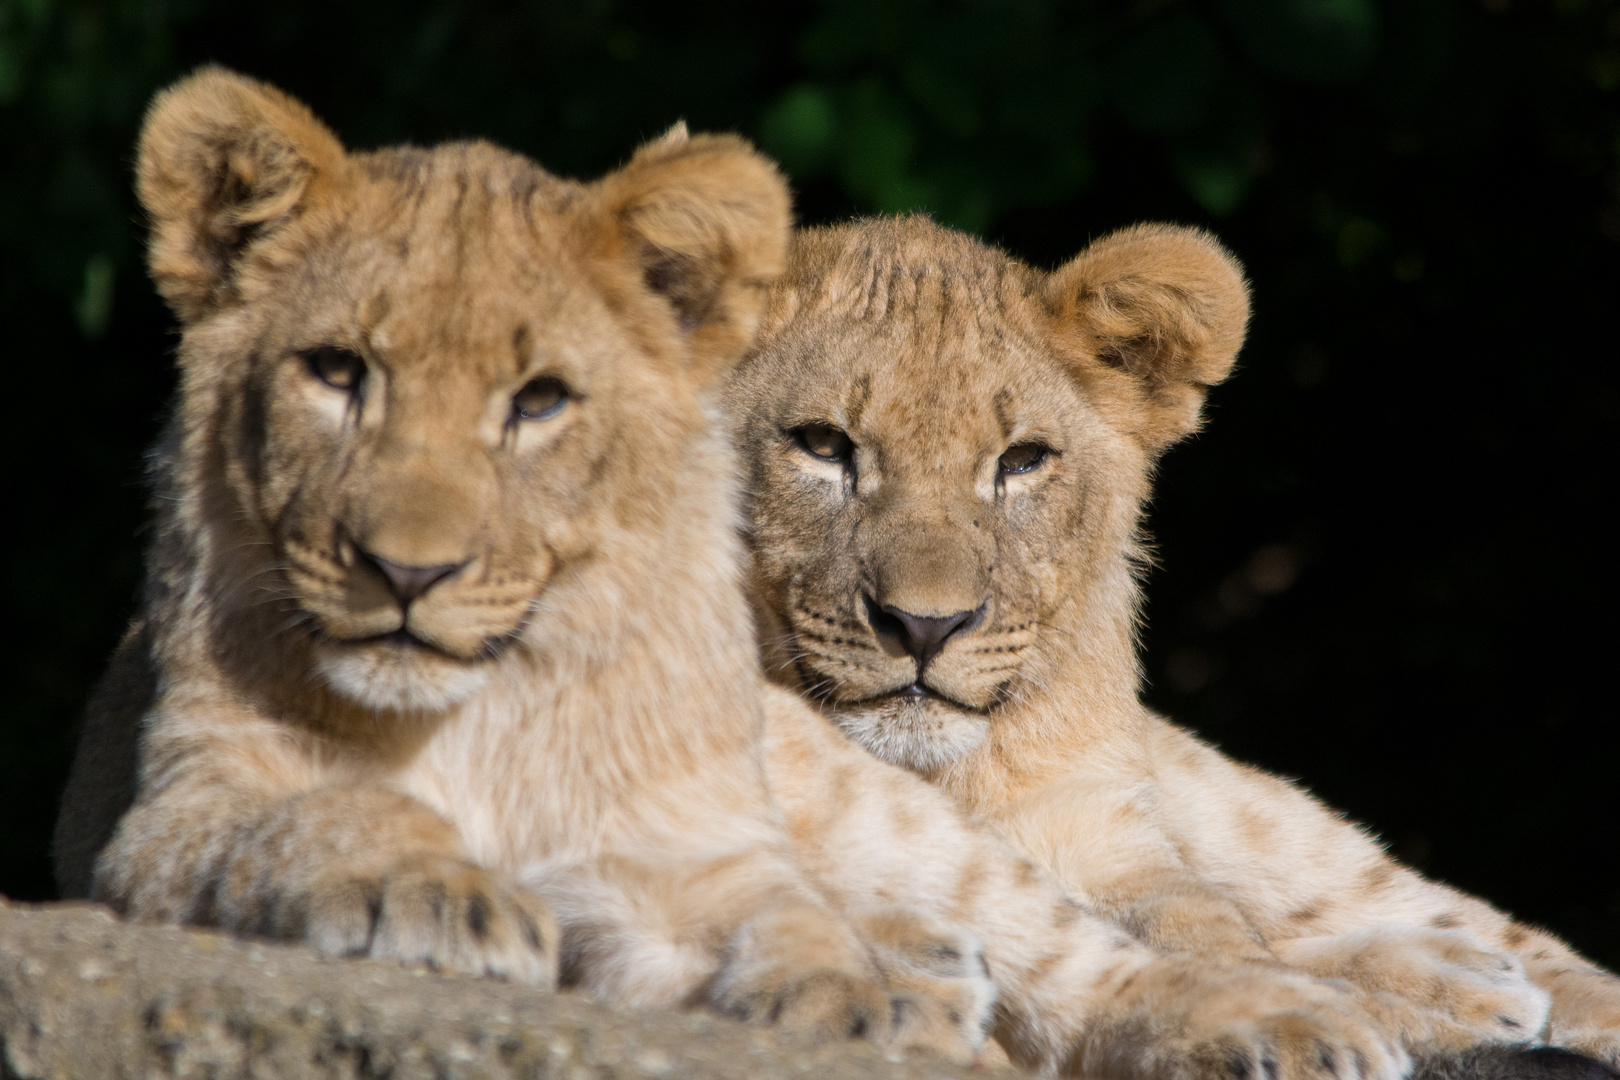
[64,67,984,1056]
[725,216,1620,1067]
[59,70,1417,1079]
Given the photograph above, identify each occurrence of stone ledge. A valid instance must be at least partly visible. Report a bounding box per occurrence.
[0,898,1001,1080]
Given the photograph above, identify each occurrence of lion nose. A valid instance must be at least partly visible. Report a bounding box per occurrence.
[356,549,467,606]
[870,599,986,669]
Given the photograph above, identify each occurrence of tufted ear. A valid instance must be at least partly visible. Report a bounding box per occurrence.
[1045,224,1250,454]
[586,123,792,381]
[136,66,346,324]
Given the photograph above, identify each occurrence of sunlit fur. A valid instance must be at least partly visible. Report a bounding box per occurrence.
[55,68,1013,1059]
[730,216,1620,1067]
[47,69,1419,1080]
[58,71,1424,1080]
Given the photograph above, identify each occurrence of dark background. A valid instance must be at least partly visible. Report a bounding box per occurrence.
[3,0,1616,964]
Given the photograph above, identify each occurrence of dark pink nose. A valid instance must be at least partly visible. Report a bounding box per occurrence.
[870,600,986,669]
[356,549,465,606]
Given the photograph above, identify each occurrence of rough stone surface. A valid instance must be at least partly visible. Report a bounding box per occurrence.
[0,898,1006,1080]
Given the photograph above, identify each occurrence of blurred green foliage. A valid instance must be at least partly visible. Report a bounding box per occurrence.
[2,0,1618,965]
[0,0,1553,308]
[759,0,1384,225]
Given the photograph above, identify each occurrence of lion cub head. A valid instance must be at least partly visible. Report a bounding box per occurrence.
[727,217,1247,771]
[142,68,787,714]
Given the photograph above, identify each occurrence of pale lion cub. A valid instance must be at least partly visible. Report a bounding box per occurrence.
[59,70,1418,1079]
[728,217,1619,1066]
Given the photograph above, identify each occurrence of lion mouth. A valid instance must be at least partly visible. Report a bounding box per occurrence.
[309,621,439,653]
[361,628,437,650]
[854,680,984,713]
[792,654,990,714]
[318,623,510,664]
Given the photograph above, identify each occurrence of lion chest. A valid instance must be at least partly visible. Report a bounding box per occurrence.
[386,694,611,875]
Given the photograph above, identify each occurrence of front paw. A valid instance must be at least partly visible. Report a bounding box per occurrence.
[1085,959,1411,1080]
[1279,927,1550,1049]
[853,906,997,1062]
[711,910,987,1064]
[235,853,559,987]
[713,962,893,1036]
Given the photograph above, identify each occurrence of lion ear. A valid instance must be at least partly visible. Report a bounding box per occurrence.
[1045,224,1250,454]
[136,66,346,324]
[586,125,792,380]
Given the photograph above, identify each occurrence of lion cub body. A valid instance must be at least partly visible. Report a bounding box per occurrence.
[67,69,985,1047]
[729,217,1620,1064]
[60,71,1423,1080]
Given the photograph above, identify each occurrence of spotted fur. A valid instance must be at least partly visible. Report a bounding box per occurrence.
[728,216,1620,1065]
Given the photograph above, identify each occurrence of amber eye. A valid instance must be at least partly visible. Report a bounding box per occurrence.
[512,376,569,421]
[304,347,366,391]
[999,442,1050,475]
[792,423,854,463]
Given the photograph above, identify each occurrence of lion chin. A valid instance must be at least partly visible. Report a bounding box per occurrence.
[832,694,989,773]
[313,638,493,713]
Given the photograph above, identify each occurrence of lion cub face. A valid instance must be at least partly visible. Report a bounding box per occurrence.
[728,217,1248,770]
[248,203,615,710]
[141,69,787,713]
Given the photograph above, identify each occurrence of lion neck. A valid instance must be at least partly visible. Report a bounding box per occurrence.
[502,415,766,772]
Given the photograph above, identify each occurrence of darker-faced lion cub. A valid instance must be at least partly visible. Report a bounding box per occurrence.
[726,215,1620,1071]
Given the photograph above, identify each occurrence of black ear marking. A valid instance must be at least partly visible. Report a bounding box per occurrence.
[588,129,788,375]
[642,251,712,331]
[137,68,347,323]
[1044,224,1249,452]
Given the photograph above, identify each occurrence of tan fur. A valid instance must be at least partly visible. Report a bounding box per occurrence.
[58,72,1421,1080]
[61,68,988,1056]
[728,216,1620,1064]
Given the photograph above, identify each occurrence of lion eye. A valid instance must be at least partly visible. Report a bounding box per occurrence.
[999,442,1050,475]
[512,377,569,421]
[792,424,854,463]
[304,347,366,392]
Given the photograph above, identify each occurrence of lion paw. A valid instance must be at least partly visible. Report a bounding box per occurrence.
[853,906,996,1062]
[711,908,989,1063]
[254,853,559,987]
[713,964,889,1033]
[1087,960,1410,1080]
[1278,927,1550,1050]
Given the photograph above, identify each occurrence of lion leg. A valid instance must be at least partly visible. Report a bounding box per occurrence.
[850,906,998,1061]
[1149,721,1620,1063]
[534,842,991,1063]
[716,901,989,1061]
[993,768,1278,964]
[1506,925,1620,1067]
[764,696,1408,1079]
[1276,926,1550,1051]
[96,746,558,986]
